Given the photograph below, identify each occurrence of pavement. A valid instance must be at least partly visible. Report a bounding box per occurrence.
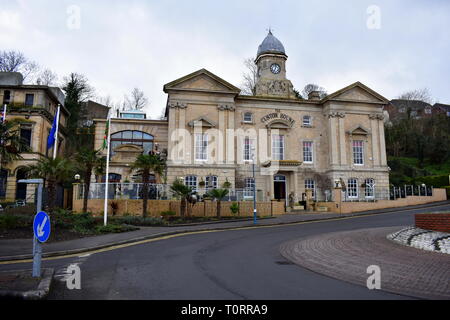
[1,201,449,299]
[1,201,449,262]
[280,226,450,300]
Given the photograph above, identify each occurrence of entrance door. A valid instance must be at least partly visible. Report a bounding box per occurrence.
[274,175,286,201]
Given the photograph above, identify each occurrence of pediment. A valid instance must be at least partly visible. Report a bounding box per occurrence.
[324,82,388,104]
[188,116,216,128]
[347,125,370,135]
[164,69,241,94]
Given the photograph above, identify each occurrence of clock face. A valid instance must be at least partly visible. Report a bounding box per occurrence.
[270,63,281,74]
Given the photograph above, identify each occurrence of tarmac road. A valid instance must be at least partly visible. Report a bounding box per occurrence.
[3,203,450,300]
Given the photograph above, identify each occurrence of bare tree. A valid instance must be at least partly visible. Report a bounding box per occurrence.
[301,83,327,99]
[36,69,58,86]
[0,50,39,82]
[397,88,433,104]
[240,57,257,96]
[124,88,148,110]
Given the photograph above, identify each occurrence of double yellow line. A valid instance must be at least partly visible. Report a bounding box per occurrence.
[1,203,448,265]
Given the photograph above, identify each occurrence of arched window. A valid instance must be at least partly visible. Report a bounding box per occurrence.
[110,131,154,156]
[101,173,122,183]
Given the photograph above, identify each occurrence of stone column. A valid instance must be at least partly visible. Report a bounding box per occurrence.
[332,187,342,214]
[338,115,346,165]
[378,116,387,166]
[327,113,339,166]
[369,115,380,166]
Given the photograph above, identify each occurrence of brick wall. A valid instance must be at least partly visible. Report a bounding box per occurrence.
[415,214,450,233]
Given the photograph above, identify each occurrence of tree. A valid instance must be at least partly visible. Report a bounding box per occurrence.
[62,73,94,151]
[75,148,104,213]
[36,69,58,86]
[240,57,257,95]
[398,88,433,104]
[301,83,327,99]
[131,153,165,217]
[206,188,229,218]
[124,88,148,110]
[170,179,192,218]
[26,157,75,211]
[0,50,39,82]
[0,120,31,164]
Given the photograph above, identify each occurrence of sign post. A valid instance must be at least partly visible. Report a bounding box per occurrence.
[18,179,47,278]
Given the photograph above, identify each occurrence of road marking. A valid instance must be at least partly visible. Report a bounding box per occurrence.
[1,203,449,265]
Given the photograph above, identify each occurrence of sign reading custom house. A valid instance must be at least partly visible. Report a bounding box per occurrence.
[261,112,295,127]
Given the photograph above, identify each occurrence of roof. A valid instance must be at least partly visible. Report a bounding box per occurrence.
[434,103,450,112]
[257,30,286,58]
[321,81,389,104]
[390,99,432,110]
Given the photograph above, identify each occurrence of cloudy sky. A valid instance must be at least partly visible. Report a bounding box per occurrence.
[1,0,449,118]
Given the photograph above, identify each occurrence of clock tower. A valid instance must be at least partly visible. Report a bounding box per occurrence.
[254,30,295,98]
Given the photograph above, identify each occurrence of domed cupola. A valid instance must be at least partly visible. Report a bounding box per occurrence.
[254,30,294,98]
[256,30,286,58]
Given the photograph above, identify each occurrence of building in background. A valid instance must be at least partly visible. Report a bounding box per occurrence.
[0,72,69,202]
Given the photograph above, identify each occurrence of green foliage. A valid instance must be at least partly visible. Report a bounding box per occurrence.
[161,210,176,217]
[170,179,193,197]
[95,224,138,234]
[414,175,450,188]
[206,188,230,200]
[230,203,239,215]
[113,216,166,226]
[0,119,31,164]
[0,214,33,229]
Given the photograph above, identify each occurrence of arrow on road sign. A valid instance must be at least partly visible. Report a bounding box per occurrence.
[37,216,48,237]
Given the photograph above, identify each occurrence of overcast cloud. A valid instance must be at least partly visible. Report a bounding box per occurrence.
[1,0,449,118]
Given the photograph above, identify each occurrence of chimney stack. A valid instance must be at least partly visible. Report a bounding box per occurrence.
[308,91,321,100]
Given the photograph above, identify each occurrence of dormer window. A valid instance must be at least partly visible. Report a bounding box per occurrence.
[424,107,432,114]
[243,112,253,123]
[302,115,312,127]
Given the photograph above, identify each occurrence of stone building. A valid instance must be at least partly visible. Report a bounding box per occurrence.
[0,72,69,202]
[94,31,391,204]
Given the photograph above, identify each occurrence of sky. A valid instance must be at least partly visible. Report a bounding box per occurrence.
[1,0,449,119]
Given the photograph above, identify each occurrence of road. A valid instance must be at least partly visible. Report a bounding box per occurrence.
[3,204,450,300]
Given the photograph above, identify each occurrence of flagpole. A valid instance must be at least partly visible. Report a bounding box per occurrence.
[52,105,61,160]
[2,104,6,123]
[103,115,112,226]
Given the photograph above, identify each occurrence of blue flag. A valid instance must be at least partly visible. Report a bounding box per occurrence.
[47,108,59,149]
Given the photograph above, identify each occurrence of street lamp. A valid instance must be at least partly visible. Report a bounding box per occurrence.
[251,146,257,224]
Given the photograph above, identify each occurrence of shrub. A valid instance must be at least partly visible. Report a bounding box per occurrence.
[161,211,176,219]
[95,224,138,234]
[230,203,239,215]
[0,214,20,229]
[415,175,450,188]
[115,216,166,226]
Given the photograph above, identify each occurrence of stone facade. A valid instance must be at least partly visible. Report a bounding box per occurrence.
[0,78,68,202]
[92,32,391,205]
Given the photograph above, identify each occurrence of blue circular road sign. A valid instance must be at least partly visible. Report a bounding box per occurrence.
[33,211,51,243]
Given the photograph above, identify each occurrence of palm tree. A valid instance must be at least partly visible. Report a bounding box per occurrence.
[170,179,192,218]
[206,188,229,218]
[75,148,104,213]
[27,157,75,211]
[0,119,31,164]
[131,153,165,217]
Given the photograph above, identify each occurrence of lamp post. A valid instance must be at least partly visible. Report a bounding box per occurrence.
[251,146,257,224]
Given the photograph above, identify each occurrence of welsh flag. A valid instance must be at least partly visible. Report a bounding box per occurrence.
[102,120,109,150]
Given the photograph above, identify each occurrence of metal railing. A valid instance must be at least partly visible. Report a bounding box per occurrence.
[341,185,434,202]
[75,183,267,202]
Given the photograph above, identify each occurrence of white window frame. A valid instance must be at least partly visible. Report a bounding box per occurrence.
[347,178,358,199]
[243,112,253,123]
[185,175,197,191]
[244,177,255,198]
[302,115,312,126]
[364,178,375,198]
[195,133,208,161]
[272,134,285,161]
[305,179,316,199]
[352,140,364,165]
[303,141,313,163]
[243,137,255,161]
[205,175,218,190]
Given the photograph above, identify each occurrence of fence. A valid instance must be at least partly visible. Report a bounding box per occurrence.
[341,185,434,202]
[75,183,267,202]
